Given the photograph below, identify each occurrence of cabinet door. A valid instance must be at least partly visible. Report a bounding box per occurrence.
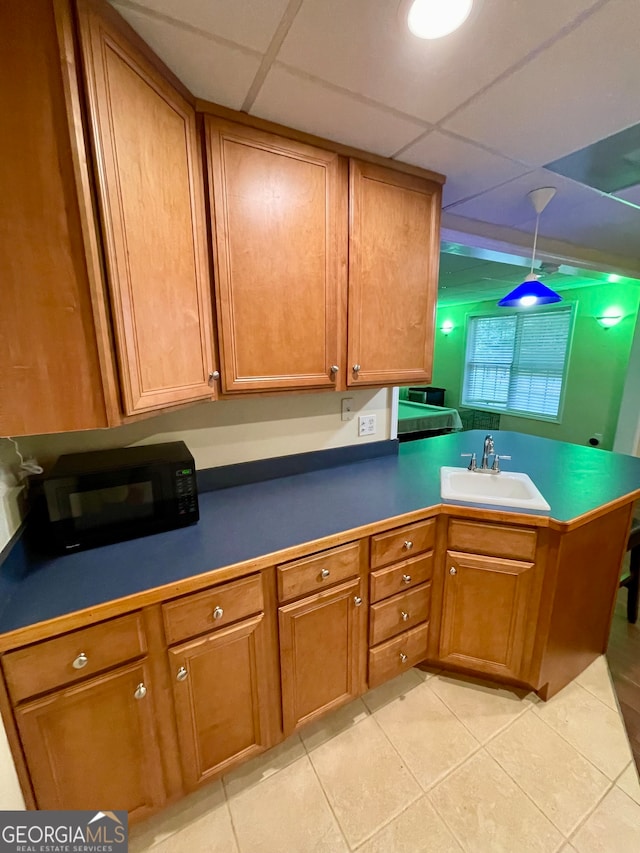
[439,551,536,681]
[169,614,277,789]
[205,118,347,393]
[15,661,164,819]
[279,578,366,734]
[348,160,441,386]
[76,0,216,414]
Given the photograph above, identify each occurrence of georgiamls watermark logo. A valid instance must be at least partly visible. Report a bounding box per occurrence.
[0,810,128,852]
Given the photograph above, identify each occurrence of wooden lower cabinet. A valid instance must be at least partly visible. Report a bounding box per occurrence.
[14,661,164,819]
[169,614,276,789]
[439,550,537,681]
[279,578,366,734]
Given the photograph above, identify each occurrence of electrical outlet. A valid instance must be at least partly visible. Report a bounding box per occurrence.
[341,397,355,421]
[358,414,376,436]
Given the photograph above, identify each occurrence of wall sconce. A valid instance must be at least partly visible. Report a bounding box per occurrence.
[440,320,454,335]
[596,313,623,328]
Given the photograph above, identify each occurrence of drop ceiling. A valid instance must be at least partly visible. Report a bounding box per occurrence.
[111,0,640,290]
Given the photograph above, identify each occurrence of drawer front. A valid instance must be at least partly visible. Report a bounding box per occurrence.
[163,574,264,645]
[448,519,537,561]
[2,612,146,704]
[277,541,361,603]
[369,583,431,646]
[368,622,429,689]
[370,518,436,569]
[370,552,433,604]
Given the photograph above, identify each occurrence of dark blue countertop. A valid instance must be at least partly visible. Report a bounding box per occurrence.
[1,431,639,637]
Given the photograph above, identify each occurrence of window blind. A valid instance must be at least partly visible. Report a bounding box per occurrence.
[462,306,573,420]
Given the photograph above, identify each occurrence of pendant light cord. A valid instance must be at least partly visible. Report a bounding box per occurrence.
[530,213,540,276]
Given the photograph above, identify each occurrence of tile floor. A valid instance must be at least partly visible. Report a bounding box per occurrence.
[130,659,640,853]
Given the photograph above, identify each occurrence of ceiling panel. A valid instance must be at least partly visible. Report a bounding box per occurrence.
[537,195,640,260]
[252,65,429,157]
[276,0,601,124]
[113,4,261,108]
[400,130,530,205]
[445,0,640,165]
[114,0,290,52]
[614,185,640,207]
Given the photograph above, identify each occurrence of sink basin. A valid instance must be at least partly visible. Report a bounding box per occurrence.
[440,467,551,513]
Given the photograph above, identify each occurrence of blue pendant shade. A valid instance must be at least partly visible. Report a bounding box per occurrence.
[498,276,563,307]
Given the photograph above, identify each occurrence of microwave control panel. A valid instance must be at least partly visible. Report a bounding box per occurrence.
[175,467,198,516]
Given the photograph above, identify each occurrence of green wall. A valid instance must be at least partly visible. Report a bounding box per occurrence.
[431,283,640,450]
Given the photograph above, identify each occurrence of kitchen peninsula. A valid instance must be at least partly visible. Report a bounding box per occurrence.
[0,431,638,820]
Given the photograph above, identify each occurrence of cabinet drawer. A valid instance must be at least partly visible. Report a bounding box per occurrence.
[163,574,264,646]
[369,583,431,646]
[448,519,537,561]
[277,542,361,603]
[368,622,429,689]
[370,519,436,568]
[370,552,433,603]
[2,612,146,704]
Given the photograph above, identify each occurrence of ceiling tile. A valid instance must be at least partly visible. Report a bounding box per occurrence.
[613,185,640,207]
[400,131,530,205]
[276,0,602,123]
[252,65,429,157]
[537,195,640,260]
[113,4,261,109]
[445,0,640,165]
[113,0,290,52]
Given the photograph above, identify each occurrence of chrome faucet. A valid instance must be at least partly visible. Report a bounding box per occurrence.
[461,434,511,474]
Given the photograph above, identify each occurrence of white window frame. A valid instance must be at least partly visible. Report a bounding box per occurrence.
[461,303,576,423]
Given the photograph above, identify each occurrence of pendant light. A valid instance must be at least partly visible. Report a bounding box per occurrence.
[498,188,563,308]
[405,0,474,40]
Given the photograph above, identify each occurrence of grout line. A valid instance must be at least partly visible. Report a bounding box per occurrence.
[220,773,243,853]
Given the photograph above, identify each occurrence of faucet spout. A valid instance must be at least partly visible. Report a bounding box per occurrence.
[481,434,494,470]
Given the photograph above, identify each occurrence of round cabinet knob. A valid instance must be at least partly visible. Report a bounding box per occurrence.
[213,606,224,620]
[320,568,331,580]
[176,666,188,682]
[208,370,220,382]
[402,573,412,585]
[72,652,88,670]
[401,610,409,622]
[352,364,361,373]
[449,566,457,576]
[330,365,339,375]
[134,682,147,700]
[403,540,413,551]
[354,596,363,606]
[399,652,408,663]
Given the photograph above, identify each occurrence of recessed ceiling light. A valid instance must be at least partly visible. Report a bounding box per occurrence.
[405,0,474,40]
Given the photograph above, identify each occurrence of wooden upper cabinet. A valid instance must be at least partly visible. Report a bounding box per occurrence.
[348,160,441,387]
[205,118,347,393]
[76,0,217,414]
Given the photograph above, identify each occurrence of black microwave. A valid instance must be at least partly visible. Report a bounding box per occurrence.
[43,441,199,553]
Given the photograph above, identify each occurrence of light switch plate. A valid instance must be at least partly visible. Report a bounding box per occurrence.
[341,397,355,421]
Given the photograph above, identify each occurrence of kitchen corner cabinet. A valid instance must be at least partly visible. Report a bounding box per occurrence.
[347,160,441,387]
[76,0,217,415]
[205,118,347,394]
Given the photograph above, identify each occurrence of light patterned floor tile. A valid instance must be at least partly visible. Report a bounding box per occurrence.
[373,681,480,789]
[487,711,610,835]
[355,794,463,853]
[129,780,234,852]
[308,714,422,847]
[429,750,564,853]
[300,697,369,752]
[575,656,619,711]
[228,755,348,853]
[429,671,535,743]
[572,787,640,853]
[222,733,305,799]
[362,669,426,713]
[533,682,632,780]
[617,762,640,805]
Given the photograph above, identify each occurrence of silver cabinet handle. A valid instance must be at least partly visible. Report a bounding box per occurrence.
[399,652,408,663]
[72,652,88,670]
[403,540,413,551]
[134,682,147,700]
[213,606,224,620]
[208,370,220,381]
[401,610,409,621]
[352,364,361,373]
[450,566,457,575]
[330,365,339,375]
[320,568,330,579]
[177,666,188,682]
[354,596,363,606]
[402,573,412,584]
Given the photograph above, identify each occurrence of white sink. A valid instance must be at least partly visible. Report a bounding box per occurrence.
[440,467,551,513]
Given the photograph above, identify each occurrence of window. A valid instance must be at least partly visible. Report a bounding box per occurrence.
[462,305,574,421]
